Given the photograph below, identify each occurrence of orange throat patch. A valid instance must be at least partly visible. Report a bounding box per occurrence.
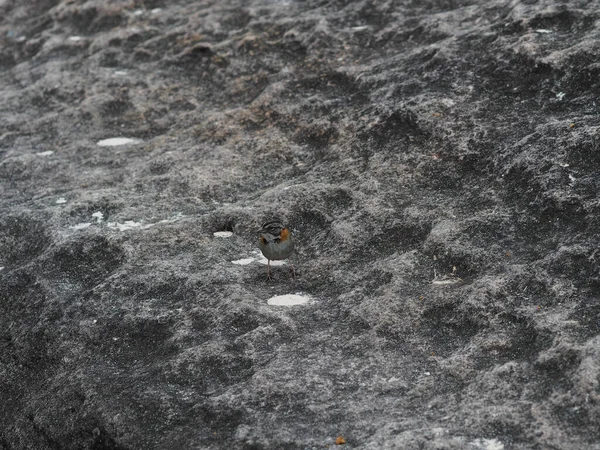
[260,236,266,245]
[279,228,290,241]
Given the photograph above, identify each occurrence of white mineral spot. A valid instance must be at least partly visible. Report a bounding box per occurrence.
[71,222,91,230]
[0,267,4,271]
[213,231,233,237]
[471,438,505,450]
[432,278,461,285]
[68,36,83,42]
[56,197,67,204]
[107,221,143,231]
[232,258,255,265]
[352,25,369,31]
[556,92,566,100]
[36,150,54,156]
[113,71,128,76]
[267,293,310,306]
[535,29,552,33]
[157,212,184,224]
[104,214,183,232]
[133,9,144,16]
[151,8,162,14]
[97,137,140,147]
[568,174,576,185]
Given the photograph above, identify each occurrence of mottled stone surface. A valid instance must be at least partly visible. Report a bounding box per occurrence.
[1,0,599,449]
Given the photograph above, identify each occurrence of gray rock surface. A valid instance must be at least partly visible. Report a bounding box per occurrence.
[1,0,599,448]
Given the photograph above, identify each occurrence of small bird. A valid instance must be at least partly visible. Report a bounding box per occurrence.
[258,220,295,281]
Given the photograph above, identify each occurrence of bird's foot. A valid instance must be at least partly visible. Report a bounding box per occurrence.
[266,261,273,281]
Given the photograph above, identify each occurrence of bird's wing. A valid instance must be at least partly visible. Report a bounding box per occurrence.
[261,232,279,243]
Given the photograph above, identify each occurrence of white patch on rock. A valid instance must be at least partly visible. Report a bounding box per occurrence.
[151,8,162,14]
[113,71,128,76]
[97,137,141,147]
[0,267,4,271]
[432,278,461,285]
[71,222,91,230]
[213,231,233,237]
[232,258,255,265]
[68,36,83,42]
[535,29,552,33]
[556,92,566,100]
[157,212,184,224]
[36,150,54,156]
[470,438,504,450]
[103,214,184,232]
[56,197,67,204]
[107,221,145,231]
[432,267,461,285]
[92,211,104,222]
[133,9,144,16]
[267,293,311,306]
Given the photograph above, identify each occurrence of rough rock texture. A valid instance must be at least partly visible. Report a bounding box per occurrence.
[1,0,599,449]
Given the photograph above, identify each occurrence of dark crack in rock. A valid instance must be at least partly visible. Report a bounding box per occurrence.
[1,0,600,449]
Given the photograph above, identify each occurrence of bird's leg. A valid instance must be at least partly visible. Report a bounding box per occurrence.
[288,260,296,279]
[266,260,273,281]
